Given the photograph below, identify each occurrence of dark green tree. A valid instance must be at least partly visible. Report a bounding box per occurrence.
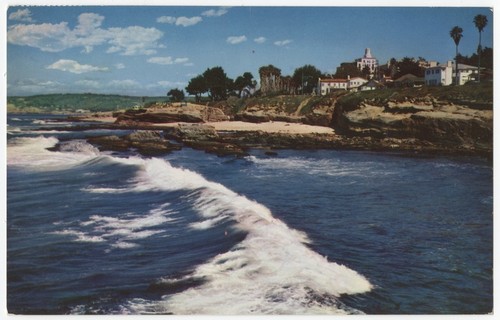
[167,88,185,102]
[185,75,207,102]
[234,72,254,95]
[456,47,493,71]
[473,14,488,82]
[203,66,232,101]
[361,66,372,79]
[450,26,464,85]
[394,57,425,78]
[292,64,322,94]
[334,62,363,79]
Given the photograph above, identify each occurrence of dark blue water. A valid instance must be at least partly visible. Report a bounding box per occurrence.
[7,114,493,314]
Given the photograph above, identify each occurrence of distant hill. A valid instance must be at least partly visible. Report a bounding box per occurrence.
[7,93,171,113]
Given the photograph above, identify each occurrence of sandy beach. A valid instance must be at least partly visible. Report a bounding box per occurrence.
[78,113,335,135]
[154,120,336,135]
[205,121,335,134]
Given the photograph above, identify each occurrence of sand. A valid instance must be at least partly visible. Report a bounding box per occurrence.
[78,113,335,135]
[205,121,335,134]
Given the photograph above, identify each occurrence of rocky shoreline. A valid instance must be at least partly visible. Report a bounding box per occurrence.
[46,87,492,159]
[45,121,491,160]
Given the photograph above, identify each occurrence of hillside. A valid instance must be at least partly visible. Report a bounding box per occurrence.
[7,93,170,113]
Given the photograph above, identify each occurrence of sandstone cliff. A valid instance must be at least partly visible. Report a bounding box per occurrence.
[332,85,492,156]
[76,83,492,158]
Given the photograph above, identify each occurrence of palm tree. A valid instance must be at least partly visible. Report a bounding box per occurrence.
[450,26,463,85]
[474,14,488,82]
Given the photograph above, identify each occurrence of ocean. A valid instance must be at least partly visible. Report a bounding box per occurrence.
[6,114,493,315]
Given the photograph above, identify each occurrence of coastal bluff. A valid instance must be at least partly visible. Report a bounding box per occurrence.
[93,84,492,158]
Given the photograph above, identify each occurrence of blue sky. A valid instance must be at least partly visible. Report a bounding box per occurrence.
[5,4,494,96]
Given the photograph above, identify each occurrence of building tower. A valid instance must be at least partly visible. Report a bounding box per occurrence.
[356,48,379,74]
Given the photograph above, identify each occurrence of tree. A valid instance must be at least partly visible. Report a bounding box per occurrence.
[234,72,254,95]
[185,75,207,102]
[292,64,322,94]
[361,66,372,79]
[203,66,232,101]
[456,46,493,71]
[473,14,488,82]
[259,65,282,94]
[450,26,463,85]
[167,88,185,102]
[394,57,425,79]
[334,62,363,79]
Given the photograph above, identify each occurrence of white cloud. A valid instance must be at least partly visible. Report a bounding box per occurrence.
[8,22,73,52]
[156,16,176,24]
[148,56,191,65]
[8,78,63,95]
[274,39,292,46]
[254,36,266,44]
[7,13,163,55]
[174,57,190,64]
[107,26,162,55]
[75,13,105,33]
[147,56,174,65]
[175,16,202,27]
[227,35,247,44]
[8,8,34,22]
[115,63,125,69]
[157,15,202,27]
[46,59,109,74]
[201,7,229,17]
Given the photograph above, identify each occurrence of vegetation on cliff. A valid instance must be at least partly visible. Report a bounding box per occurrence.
[7,93,170,113]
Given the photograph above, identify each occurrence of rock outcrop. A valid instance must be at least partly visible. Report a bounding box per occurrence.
[333,95,492,156]
[164,124,248,157]
[114,103,229,125]
[87,130,181,156]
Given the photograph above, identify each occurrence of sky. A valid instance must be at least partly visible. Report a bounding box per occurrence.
[4,2,494,96]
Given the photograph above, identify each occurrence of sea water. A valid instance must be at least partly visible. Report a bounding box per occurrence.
[6,114,493,314]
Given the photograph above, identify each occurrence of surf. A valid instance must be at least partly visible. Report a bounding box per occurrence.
[87,156,373,314]
[8,135,373,314]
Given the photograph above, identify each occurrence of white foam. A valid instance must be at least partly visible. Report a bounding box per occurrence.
[51,229,105,243]
[53,205,176,249]
[7,126,22,133]
[248,155,393,178]
[112,157,372,314]
[7,136,100,171]
[12,138,373,313]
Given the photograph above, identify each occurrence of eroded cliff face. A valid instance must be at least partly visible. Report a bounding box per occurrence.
[213,94,341,127]
[333,95,492,154]
[114,102,229,125]
[218,87,492,156]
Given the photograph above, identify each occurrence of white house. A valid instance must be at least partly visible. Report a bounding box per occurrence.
[425,61,479,86]
[454,63,479,85]
[349,77,368,90]
[425,61,453,86]
[318,76,368,95]
[356,48,379,74]
[318,78,348,95]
